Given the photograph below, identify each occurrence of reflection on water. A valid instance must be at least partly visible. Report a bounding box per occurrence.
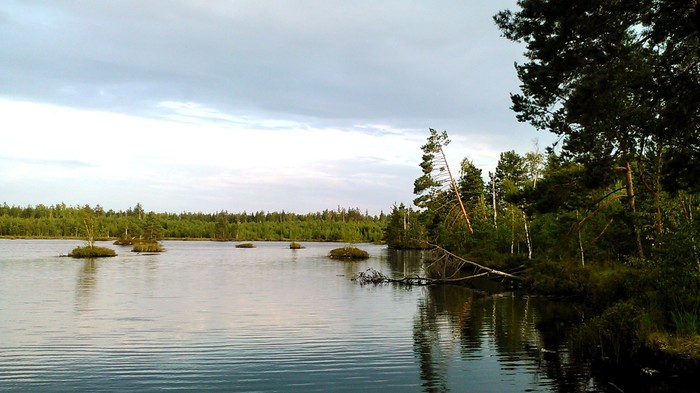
[0,240,662,392]
[412,285,597,392]
[384,248,428,278]
[75,259,99,312]
[378,247,602,392]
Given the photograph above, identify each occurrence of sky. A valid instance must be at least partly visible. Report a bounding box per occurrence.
[0,1,555,215]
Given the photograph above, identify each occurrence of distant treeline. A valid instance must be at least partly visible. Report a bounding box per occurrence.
[0,203,387,243]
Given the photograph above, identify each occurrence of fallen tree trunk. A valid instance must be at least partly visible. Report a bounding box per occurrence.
[388,271,491,286]
[353,244,523,286]
[427,243,522,282]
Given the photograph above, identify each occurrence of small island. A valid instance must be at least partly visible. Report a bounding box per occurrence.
[68,244,117,258]
[132,240,165,253]
[67,206,117,258]
[329,246,369,260]
[235,242,256,248]
[289,241,304,249]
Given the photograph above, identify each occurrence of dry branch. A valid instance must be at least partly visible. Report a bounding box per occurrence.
[428,243,522,281]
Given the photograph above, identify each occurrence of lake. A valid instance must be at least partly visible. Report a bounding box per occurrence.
[0,239,679,392]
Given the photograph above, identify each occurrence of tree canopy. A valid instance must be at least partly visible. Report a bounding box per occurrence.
[494,0,700,258]
[494,0,699,186]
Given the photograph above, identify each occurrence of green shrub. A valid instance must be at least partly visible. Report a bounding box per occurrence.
[329,247,369,259]
[289,241,304,249]
[571,301,643,365]
[525,260,590,297]
[586,266,658,309]
[69,246,117,258]
[671,312,700,336]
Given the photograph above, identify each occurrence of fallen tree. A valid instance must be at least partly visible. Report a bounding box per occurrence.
[353,244,523,286]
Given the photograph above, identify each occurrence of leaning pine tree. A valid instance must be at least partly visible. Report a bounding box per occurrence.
[413,128,474,238]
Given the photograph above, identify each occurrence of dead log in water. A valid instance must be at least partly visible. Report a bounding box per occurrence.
[353,244,522,286]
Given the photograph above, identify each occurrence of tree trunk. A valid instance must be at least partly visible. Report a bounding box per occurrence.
[83,218,95,248]
[653,145,664,243]
[439,146,474,234]
[623,161,645,259]
[510,208,515,255]
[681,195,700,271]
[523,211,532,260]
[491,173,498,228]
[577,210,585,267]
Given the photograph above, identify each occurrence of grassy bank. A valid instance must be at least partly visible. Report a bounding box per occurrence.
[524,259,700,377]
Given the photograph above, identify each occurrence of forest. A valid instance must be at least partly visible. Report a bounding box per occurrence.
[383,0,700,375]
[0,203,385,244]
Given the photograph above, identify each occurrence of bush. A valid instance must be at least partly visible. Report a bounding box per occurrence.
[571,301,643,365]
[525,260,590,297]
[289,241,304,249]
[235,242,256,248]
[69,245,117,258]
[329,247,369,259]
[586,266,658,309]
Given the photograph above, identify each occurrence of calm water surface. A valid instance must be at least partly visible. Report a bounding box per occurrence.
[0,239,628,391]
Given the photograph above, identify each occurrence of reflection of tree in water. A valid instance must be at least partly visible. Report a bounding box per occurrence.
[75,259,99,312]
[525,301,595,393]
[385,249,428,278]
[413,285,596,392]
[414,286,474,392]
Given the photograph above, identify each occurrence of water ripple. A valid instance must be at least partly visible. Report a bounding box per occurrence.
[0,240,602,392]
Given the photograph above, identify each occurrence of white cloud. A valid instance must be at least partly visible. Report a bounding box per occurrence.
[0,99,425,213]
[0,1,558,213]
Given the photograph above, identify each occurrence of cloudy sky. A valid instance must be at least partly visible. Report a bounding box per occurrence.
[0,1,554,215]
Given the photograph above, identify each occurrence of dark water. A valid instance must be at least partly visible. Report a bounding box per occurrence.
[0,240,663,392]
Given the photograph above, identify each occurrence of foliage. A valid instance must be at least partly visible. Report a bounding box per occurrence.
[571,301,644,365]
[378,0,697,371]
[329,247,369,260]
[525,260,591,298]
[495,0,700,259]
[494,150,526,205]
[68,245,116,258]
[413,128,475,238]
[142,212,163,242]
[383,203,428,249]
[0,203,386,244]
[385,0,700,371]
[289,241,304,249]
[458,159,484,205]
[80,205,98,248]
[413,128,451,210]
[396,122,697,363]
